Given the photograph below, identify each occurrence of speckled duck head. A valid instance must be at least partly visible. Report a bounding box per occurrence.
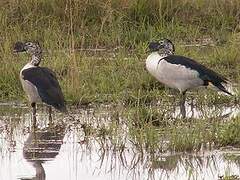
[14,41,42,66]
[148,38,175,55]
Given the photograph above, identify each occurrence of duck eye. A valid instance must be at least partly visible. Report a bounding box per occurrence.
[25,42,32,46]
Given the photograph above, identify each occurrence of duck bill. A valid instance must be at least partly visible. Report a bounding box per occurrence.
[13,42,26,53]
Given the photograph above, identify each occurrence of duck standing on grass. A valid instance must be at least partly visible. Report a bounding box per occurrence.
[13,41,67,126]
[146,38,232,117]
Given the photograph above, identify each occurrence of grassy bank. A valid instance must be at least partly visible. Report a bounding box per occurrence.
[0,0,239,104]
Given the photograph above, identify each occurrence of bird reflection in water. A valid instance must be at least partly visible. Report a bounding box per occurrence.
[20,123,66,180]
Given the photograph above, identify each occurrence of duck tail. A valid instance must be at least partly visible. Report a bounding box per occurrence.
[210,81,233,96]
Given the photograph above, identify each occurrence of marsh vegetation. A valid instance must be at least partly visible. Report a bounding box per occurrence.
[1,0,239,102]
[0,0,240,179]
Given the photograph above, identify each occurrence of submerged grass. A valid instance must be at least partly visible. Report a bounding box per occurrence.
[51,102,239,155]
[128,109,240,152]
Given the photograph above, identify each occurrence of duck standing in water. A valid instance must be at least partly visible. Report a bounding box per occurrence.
[146,38,232,117]
[13,41,67,125]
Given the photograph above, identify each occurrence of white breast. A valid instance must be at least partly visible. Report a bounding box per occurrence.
[20,63,41,103]
[146,52,203,92]
[146,52,167,77]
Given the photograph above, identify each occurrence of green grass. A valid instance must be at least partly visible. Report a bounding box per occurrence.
[0,0,240,103]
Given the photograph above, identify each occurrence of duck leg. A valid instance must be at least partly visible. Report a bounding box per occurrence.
[48,106,54,127]
[180,91,186,118]
[31,102,37,129]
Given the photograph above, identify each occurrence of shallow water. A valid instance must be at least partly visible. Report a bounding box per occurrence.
[0,102,240,180]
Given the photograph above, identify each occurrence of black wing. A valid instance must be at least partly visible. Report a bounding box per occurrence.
[164,55,232,95]
[22,67,67,112]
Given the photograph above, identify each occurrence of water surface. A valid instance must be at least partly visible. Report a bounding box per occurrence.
[0,102,239,180]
